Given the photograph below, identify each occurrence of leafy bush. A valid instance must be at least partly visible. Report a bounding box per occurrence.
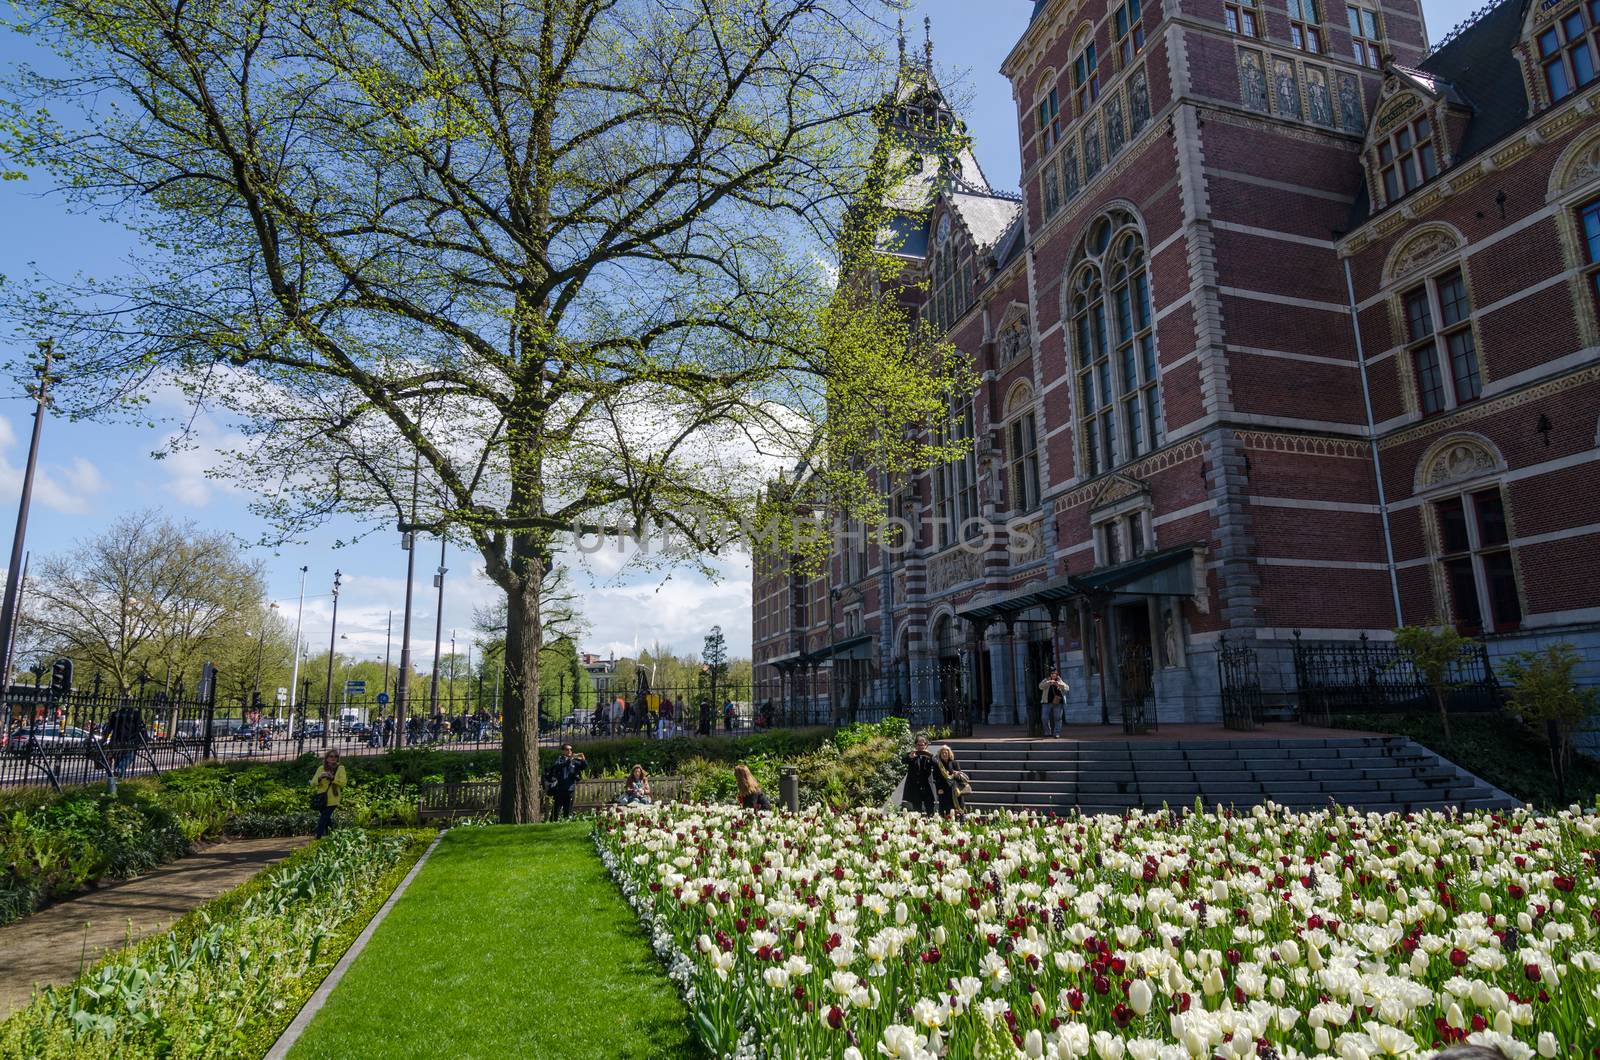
[0,828,431,1059]
[674,719,915,810]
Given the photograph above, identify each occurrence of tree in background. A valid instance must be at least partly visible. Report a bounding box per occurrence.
[1502,643,1599,804]
[22,511,268,696]
[1392,625,1474,744]
[4,0,971,820]
[704,626,729,707]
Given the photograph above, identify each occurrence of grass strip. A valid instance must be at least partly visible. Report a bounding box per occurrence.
[287,822,703,1060]
[0,828,433,1059]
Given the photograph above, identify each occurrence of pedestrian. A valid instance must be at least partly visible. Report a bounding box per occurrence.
[722,698,735,732]
[1039,668,1070,738]
[618,764,652,806]
[543,743,587,820]
[696,667,713,736]
[309,750,346,838]
[106,700,147,778]
[902,734,937,814]
[932,744,970,817]
[607,695,624,736]
[657,695,674,739]
[734,764,771,811]
[673,694,686,735]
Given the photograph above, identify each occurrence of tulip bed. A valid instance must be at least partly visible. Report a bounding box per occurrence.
[596,803,1600,1060]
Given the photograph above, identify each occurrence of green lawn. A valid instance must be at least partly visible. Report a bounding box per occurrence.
[289,823,702,1060]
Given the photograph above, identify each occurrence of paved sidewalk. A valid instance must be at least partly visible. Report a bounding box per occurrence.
[0,835,309,1019]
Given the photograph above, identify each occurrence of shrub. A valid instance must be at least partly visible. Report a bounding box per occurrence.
[0,828,431,1059]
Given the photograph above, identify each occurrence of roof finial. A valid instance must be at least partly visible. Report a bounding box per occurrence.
[897,16,905,66]
[923,15,933,69]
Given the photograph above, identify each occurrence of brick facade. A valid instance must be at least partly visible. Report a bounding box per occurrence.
[754,0,1600,727]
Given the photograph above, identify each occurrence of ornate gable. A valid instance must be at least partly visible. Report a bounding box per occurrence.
[1088,472,1149,512]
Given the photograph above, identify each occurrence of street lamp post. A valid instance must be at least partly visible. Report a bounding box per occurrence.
[448,630,456,707]
[321,570,341,749]
[428,533,447,715]
[382,610,393,705]
[288,565,308,721]
[0,343,51,699]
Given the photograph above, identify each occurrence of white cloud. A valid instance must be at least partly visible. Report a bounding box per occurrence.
[157,421,251,508]
[0,414,109,515]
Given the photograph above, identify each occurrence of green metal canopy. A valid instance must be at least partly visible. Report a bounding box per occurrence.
[953,542,1200,623]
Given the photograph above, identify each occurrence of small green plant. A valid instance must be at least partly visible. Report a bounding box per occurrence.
[1501,643,1600,805]
[1392,625,1474,743]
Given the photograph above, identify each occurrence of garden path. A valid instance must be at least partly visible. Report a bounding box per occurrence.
[0,834,308,1018]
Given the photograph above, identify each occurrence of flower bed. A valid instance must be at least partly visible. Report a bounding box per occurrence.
[0,828,432,1059]
[596,804,1600,1059]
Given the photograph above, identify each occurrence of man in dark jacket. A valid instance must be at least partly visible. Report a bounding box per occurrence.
[543,743,587,820]
[107,703,147,777]
[903,734,937,814]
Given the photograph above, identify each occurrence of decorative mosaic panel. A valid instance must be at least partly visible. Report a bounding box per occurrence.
[1239,50,1269,113]
[1305,65,1333,126]
[1337,71,1364,132]
[1106,95,1127,158]
[1272,58,1302,120]
[1130,68,1151,134]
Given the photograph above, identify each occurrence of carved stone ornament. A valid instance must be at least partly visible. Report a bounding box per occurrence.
[927,547,982,594]
[1088,472,1148,511]
[1387,228,1460,283]
[1560,138,1600,194]
[1422,438,1498,488]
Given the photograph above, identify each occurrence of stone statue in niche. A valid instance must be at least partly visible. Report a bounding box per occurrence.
[1338,72,1363,132]
[1162,607,1180,668]
[1130,69,1151,133]
[1272,58,1302,119]
[1239,51,1269,113]
[1106,96,1127,157]
[1063,145,1081,200]
[1306,67,1333,125]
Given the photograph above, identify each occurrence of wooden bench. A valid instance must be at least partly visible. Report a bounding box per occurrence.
[418,775,687,821]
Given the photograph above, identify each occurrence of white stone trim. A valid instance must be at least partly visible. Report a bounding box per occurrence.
[1247,496,1382,513]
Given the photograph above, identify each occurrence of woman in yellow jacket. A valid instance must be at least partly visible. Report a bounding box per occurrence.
[310,750,347,838]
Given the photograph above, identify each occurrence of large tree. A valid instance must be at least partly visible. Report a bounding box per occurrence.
[22,510,269,696]
[2,0,968,820]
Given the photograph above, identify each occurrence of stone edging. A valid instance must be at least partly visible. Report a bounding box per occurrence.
[264,831,445,1060]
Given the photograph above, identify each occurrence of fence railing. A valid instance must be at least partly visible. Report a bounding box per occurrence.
[1211,631,1505,728]
[1,672,958,790]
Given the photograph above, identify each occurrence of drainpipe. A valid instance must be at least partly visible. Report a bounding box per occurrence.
[1342,254,1403,627]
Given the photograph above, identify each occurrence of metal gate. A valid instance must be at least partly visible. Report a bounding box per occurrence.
[1216,635,1262,731]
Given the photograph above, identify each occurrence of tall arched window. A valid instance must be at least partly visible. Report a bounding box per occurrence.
[1070,209,1162,477]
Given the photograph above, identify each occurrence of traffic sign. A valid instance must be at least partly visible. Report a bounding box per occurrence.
[376,692,390,706]
[276,687,288,706]
[344,679,367,695]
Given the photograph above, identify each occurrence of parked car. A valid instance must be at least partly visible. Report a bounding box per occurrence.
[6,724,103,756]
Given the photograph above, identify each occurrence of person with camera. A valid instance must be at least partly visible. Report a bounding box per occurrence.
[902,734,937,814]
[543,743,587,820]
[309,750,346,838]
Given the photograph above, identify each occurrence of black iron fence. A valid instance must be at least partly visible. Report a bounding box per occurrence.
[1213,631,1505,728]
[750,665,975,737]
[3,671,963,790]
[1291,631,1503,725]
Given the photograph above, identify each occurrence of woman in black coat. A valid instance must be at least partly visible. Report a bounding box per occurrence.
[902,735,937,814]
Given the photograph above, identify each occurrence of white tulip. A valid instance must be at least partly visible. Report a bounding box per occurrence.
[1129,979,1153,1015]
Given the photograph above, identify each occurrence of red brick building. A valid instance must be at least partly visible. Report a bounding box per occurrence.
[752,0,1600,729]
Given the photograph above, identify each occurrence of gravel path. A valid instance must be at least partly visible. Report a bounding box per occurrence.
[0,835,309,1019]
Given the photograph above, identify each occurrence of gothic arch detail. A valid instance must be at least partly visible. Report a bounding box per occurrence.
[1382,223,1464,285]
[1548,126,1600,200]
[1003,379,1035,416]
[1413,432,1505,493]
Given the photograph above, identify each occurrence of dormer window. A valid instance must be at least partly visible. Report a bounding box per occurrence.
[1377,116,1438,203]
[1288,0,1324,51]
[1538,3,1599,103]
[1037,85,1062,151]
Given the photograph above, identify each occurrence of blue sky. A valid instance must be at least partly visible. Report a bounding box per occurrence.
[0,0,1485,669]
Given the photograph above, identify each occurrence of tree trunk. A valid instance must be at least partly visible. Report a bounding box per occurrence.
[498,545,544,823]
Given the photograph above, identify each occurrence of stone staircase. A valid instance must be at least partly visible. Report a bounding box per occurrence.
[948,735,1520,815]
